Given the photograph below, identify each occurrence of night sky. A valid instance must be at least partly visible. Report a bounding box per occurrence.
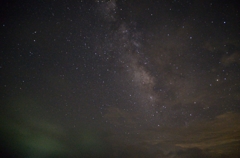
[1,0,240,157]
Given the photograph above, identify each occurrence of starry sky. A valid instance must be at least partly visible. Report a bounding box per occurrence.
[1,0,240,157]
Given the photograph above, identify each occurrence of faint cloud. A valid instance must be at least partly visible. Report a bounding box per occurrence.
[221,51,240,66]
[175,112,240,156]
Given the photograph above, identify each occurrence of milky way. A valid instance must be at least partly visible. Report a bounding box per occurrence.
[1,1,240,157]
